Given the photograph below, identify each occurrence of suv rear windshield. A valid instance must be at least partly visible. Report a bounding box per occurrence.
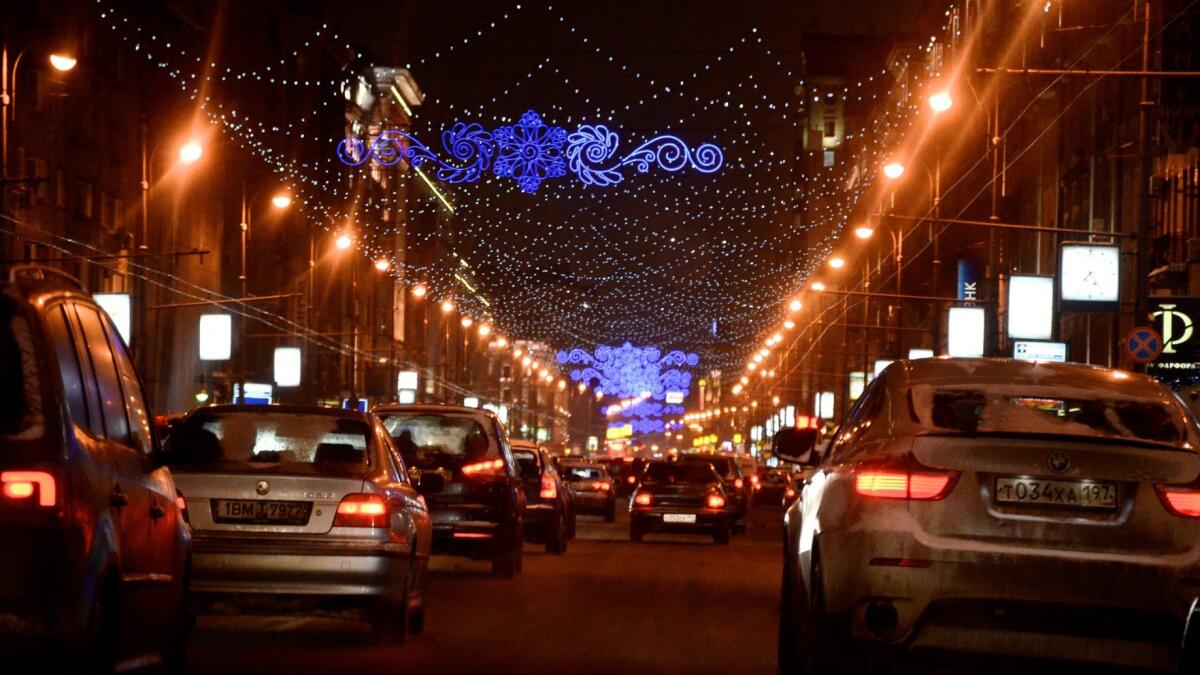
[644,462,719,484]
[911,384,1192,445]
[168,412,374,469]
[380,413,497,469]
[0,304,42,440]
[563,465,606,481]
[680,455,736,478]
[512,449,540,475]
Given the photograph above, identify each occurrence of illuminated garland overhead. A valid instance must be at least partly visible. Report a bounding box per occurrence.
[337,109,724,193]
[557,343,699,400]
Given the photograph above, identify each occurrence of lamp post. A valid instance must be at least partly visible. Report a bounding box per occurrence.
[238,184,291,296]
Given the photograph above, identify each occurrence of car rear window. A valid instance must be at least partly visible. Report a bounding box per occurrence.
[0,305,43,441]
[911,384,1192,445]
[681,456,734,477]
[380,413,497,469]
[644,462,718,484]
[563,466,605,481]
[512,449,540,475]
[167,412,374,469]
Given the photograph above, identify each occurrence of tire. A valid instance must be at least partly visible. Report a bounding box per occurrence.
[408,553,427,636]
[629,523,644,543]
[778,558,806,675]
[545,515,567,555]
[604,501,616,523]
[372,565,411,646]
[78,577,119,675]
[567,508,577,539]
[492,541,518,578]
[713,523,732,545]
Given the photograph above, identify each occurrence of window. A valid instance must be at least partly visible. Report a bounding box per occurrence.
[74,304,130,444]
[47,305,105,437]
[0,304,43,440]
[380,413,496,469]
[104,311,153,455]
[823,150,835,168]
[170,411,375,469]
[824,118,837,138]
[829,374,887,460]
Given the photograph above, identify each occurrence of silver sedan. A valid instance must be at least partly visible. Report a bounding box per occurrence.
[165,405,432,644]
[780,358,1200,672]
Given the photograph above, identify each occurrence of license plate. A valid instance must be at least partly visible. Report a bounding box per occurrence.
[662,513,697,523]
[994,477,1117,510]
[212,499,312,525]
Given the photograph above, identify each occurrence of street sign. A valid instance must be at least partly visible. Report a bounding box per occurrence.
[1013,341,1068,362]
[1125,327,1163,364]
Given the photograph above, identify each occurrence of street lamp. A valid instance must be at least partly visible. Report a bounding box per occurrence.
[48,53,77,72]
[178,140,203,164]
[3,45,78,212]
[411,284,427,298]
[440,300,454,314]
[828,256,846,269]
[882,161,905,179]
[239,184,292,294]
[270,193,293,209]
[855,226,875,239]
[928,90,953,113]
[789,298,802,313]
[373,258,391,272]
[335,233,354,250]
[811,282,826,292]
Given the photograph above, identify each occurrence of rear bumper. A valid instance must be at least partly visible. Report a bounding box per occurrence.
[632,509,729,534]
[570,491,613,514]
[189,533,410,600]
[522,503,558,538]
[818,528,1200,669]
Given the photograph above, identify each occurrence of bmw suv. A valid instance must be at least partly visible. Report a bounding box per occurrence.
[375,404,525,577]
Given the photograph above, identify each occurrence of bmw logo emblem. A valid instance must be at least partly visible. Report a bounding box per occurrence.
[255,480,271,495]
[1047,454,1071,474]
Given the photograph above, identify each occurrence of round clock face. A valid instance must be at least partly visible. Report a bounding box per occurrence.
[1061,246,1119,302]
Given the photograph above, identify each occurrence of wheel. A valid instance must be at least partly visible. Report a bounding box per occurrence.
[778,557,806,674]
[77,576,119,675]
[408,555,428,635]
[629,523,644,543]
[604,501,616,523]
[492,540,519,578]
[545,515,568,555]
[161,581,190,674]
[567,508,577,539]
[713,524,732,545]
[371,597,409,645]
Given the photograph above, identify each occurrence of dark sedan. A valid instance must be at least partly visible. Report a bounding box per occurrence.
[511,440,572,554]
[754,467,795,506]
[630,461,732,545]
[560,461,617,522]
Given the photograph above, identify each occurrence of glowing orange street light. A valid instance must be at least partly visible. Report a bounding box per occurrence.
[811,281,826,292]
[882,161,905,179]
[784,320,795,329]
[828,256,846,269]
[929,90,953,113]
[411,285,427,298]
[48,53,77,72]
[461,317,473,328]
[789,298,802,313]
[271,194,292,209]
[373,258,391,272]
[855,226,875,239]
[440,300,454,314]
[478,324,491,337]
[334,233,353,250]
[178,140,203,164]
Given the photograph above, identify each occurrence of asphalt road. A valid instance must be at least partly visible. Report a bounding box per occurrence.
[186,503,783,675]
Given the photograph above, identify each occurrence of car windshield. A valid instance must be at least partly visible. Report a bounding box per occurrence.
[168,412,374,469]
[911,384,1192,445]
[643,462,718,484]
[681,456,734,478]
[0,304,42,441]
[380,412,497,469]
[563,465,606,481]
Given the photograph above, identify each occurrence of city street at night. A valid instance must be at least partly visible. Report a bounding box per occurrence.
[5,1,1200,673]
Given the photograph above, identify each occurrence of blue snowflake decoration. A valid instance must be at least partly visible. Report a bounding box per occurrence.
[556,342,700,401]
[337,109,723,194]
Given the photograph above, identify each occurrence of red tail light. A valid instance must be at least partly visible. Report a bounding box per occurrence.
[626,475,637,485]
[334,494,390,528]
[593,481,611,491]
[705,493,726,509]
[749,474,760,486]
[462,458,505,477]
[1,471,57,507]
[785,487,797,499]
[734,478,744,490]
[854,462,957,501]
[1156,485,1200,518]
[634,491,653,506]
[176,490,189,523]
[539,473,557,500]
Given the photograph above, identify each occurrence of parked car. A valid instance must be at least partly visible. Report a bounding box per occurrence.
[375,404,525,578]
[754,467,795,506]
[630,461,733,544]
[511,440,572,554]
[677,454,749,533]
[164,405,432,643]
[560,460,617,522]
[0,266,190,670]
[779,358,1200,673]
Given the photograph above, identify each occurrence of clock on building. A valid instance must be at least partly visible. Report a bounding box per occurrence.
[1059,243,1120,312]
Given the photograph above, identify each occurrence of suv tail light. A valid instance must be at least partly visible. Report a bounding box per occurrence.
[2,471,57,507]
[705,492,726,509]
[634,491,653,506]
[854,459,957,501]
[462,458,505,478]
[734,478,744,490]
[626,475,637,485]
[539,473,557,500]
[334,494,390,528]
[1156,484,1200,518]
[593,481,611,491]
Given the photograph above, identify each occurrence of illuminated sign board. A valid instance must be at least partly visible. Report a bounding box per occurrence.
[273,347,301,387]
[94,293,131,345]
[1007,275,1055,340]
[1012,341,1068,363]
[948,307,986,357]
[198,314,232,361]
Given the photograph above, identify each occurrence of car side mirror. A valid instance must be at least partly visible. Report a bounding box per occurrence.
[416,472,444,493]
[773,428,820,466]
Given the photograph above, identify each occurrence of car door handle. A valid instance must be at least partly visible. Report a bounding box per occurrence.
[110,489,128,508]
[149,504,166,519]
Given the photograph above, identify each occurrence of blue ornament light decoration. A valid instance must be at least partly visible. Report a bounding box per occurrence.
[337,109,724,194]
[556,342,700,401]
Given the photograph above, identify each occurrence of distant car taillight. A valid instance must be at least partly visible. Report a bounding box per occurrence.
[1156,485,1200,518]
[334,493,390,528]
[539,473,557,500]
[626,475,637,485]
[785,487,797,499]
[854,462,957,501]
[749,474,760,486]
[734,478,744,490]
[176,489,189,523]
[705,492,726,509]
[634,491,653,506]
[593,481,611,491]
[462,458,505,478]
[1,471,57,507]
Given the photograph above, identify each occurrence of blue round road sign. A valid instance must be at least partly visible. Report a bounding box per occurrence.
[1125,327,1163,364]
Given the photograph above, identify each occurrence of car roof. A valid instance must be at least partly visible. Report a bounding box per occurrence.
[2,267,101,313]
[185,404,373,423]
[510,439,539,450]
[889,357,1169,399]
[372,403,500,419]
